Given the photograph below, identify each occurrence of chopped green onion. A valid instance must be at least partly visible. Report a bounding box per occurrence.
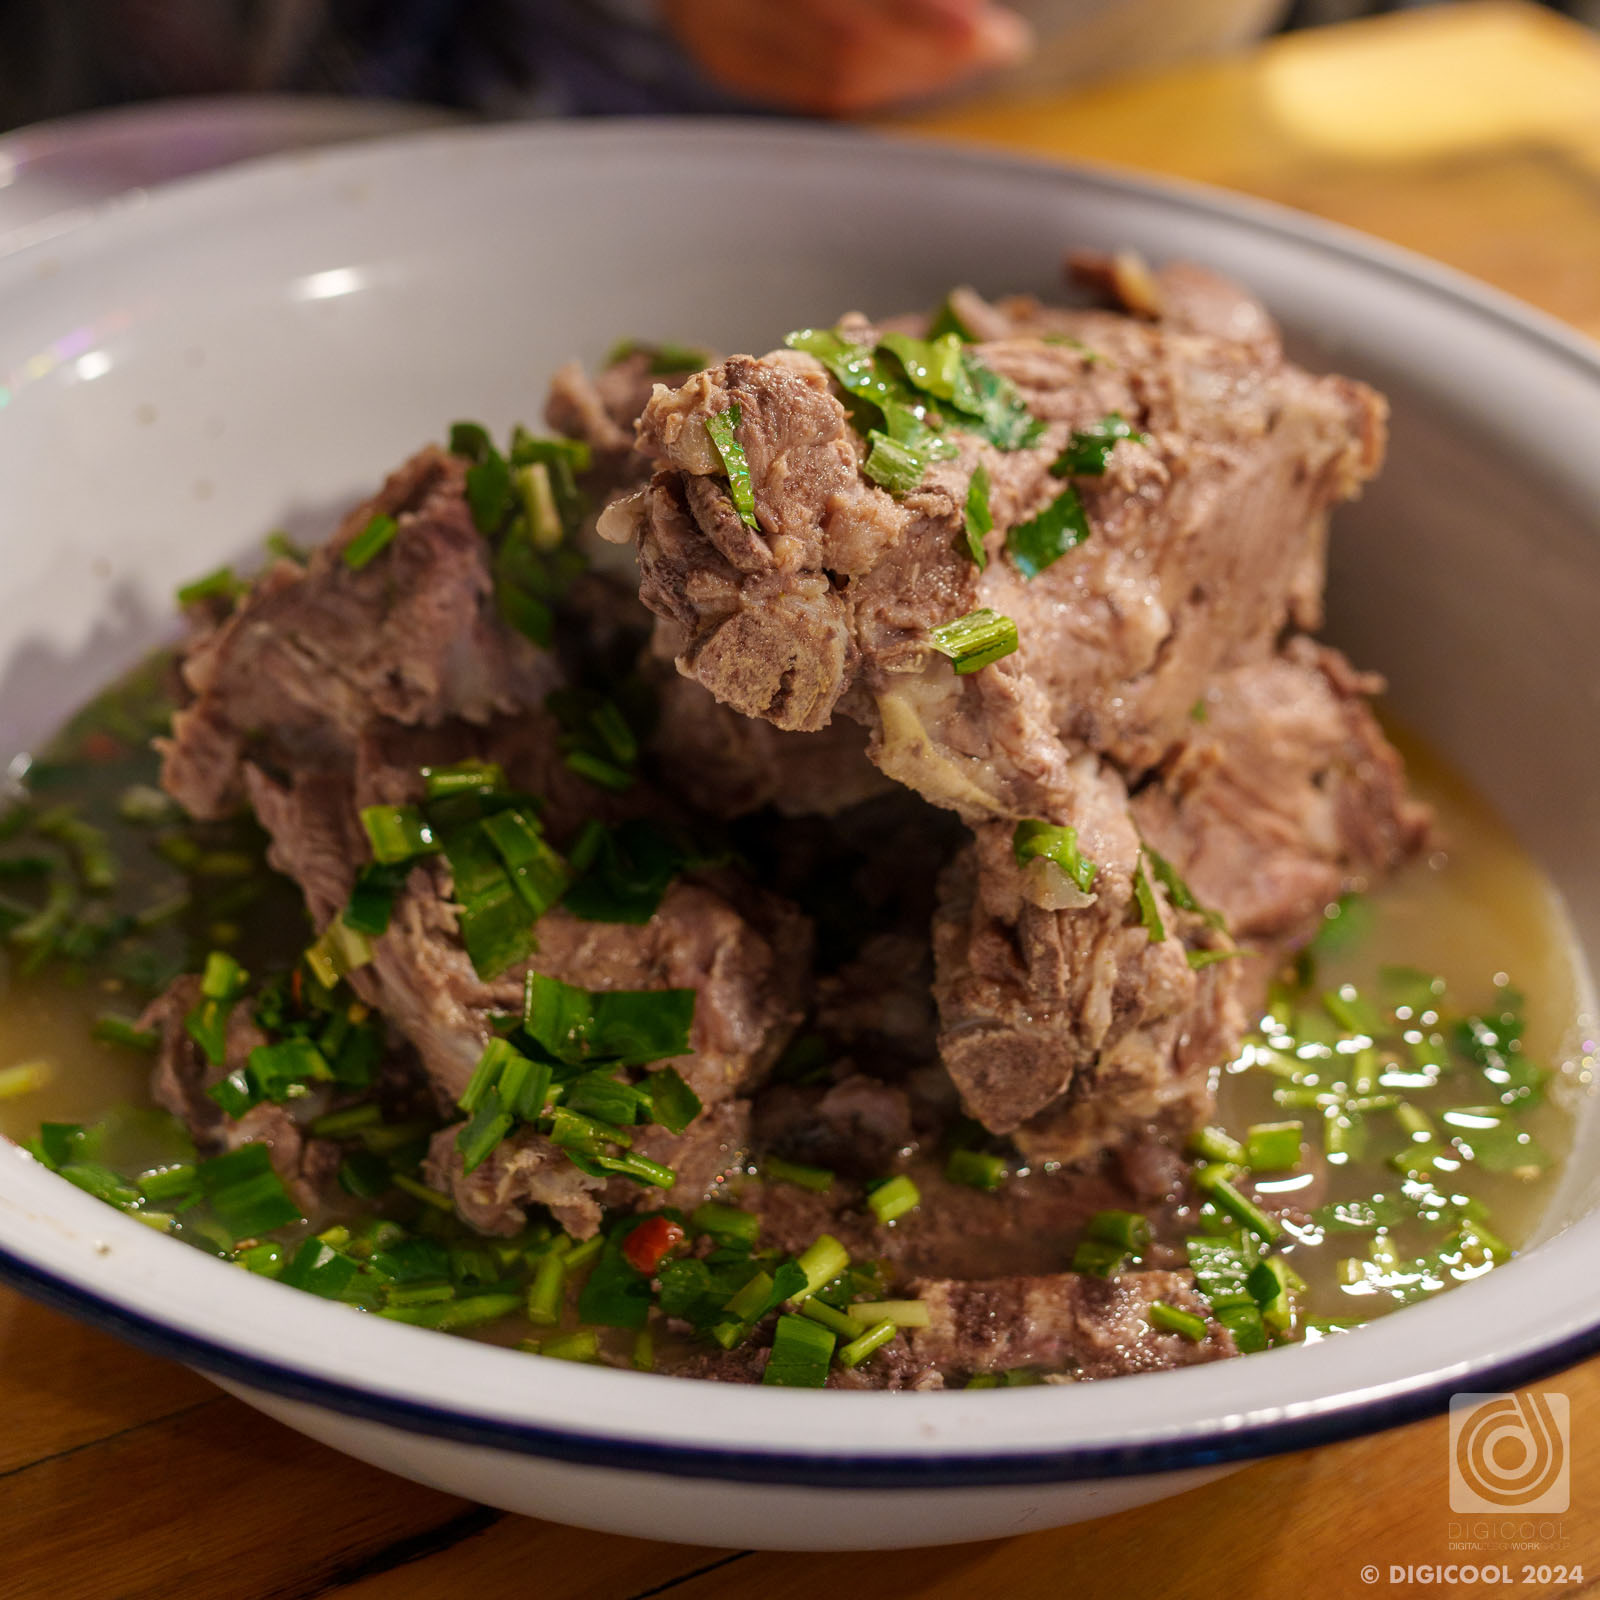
[452,874,535,981]
[1323,985,1381,1037]
[449,420,494,463]
[456,1089,515,1175]
[197,1142,302,1241]
[422,760,506,800]
[577,1227,656,1330]
[1188,1125,1246,1165]
[690,1202,760,1248]
[703,402,759,529]
[1132,853,1165,941]
[0,1061,52,1099]
[798,1297,862,1340]
[383,1293,521,1331]
[762,1156,834,1194]
[944,1148,1006,1191]
[90,1024,156,1062]
[525,1251,566,1325]
[27,1122,83,1171]
[185,982,240,1068]
[562,1234,606,1275]
[304,920,373,987]
[59,1161,142,1208]
[392,1172,456,1212]
[1217,1302,1269,1353]
[1148,1300,1208,1342]
[549,1105,628,1154]
[516,462,563,551]
[1187,948,1245,970]
[1143,847,1221,928]
[235,1241,285,1277]
[927,608,1019,675]
[878,330,978,409]
[605,338,713,374]
[498,1053,554,1125]
[1394,1100,1435,1141]
[523,972,696,1068]
[960,354,1044,451]
[1012,820,1097,893]
[837,1317,897,1370]
[563,1068,649,1132]
[563,750,634,791]
[176,566,240,609]
[343,511,399,570]
[632,1327,656,1372]
[592,1151,678,1189]
[1325,1108,1367,1163]
[867,1175,921,1225]
[1071,1238,1127,1277]
[382,1282,456,1308]
[639,1067,702,1136]
[962,462,992,568]
[723,1269,776,1324]
[1245,1121,1303,1172]
[1248,1256,1294,1332]
[480,809,570,919]
[789,1234,850,1303]
[465,447,514,534]
[848,1299,929,1328]
[861,431,932,495]
[1194,1165,1282,1243]
[927,294,976,343]
[1005,485,1090,579]
[762,1314,836,1388]
[1086,1209,1152,1253]
[528,1329,601,1363]
[359,804,437,865]
[1050,413,1145,477]
[200,950,244,999]
[117,785,176,825]
[458,1036,520,1116]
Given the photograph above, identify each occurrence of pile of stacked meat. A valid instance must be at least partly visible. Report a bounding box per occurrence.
[143,254,1429,1385]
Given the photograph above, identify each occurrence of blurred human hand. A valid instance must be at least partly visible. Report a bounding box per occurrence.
[660,0,1032,115]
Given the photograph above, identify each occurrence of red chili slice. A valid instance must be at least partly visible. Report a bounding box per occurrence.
[623,1216,685,1275]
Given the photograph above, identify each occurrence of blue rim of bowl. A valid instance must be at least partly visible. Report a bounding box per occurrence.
[5,1242,1599,1488]
[0,121,1597,1489]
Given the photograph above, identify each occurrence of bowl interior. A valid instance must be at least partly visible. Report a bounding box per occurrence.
[0,122,1594,1470]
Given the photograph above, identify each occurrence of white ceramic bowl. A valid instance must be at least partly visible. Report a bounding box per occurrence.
[0,123,1595,1551]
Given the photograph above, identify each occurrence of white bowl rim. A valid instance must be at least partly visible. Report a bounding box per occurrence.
[0,118,1596,1489]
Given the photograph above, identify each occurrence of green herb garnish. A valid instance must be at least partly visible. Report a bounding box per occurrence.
[927,608,1018,675]
[704,402,759,529]
[1005,484,1090,579]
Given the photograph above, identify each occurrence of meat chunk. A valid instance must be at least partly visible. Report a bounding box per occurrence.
[243,741,808,1237]
[546,343,711,511]
[647,659,894,819]
[907,1270,1235,1379]
[622,272,1420,1158]
[631,295,1385,815]
[1130,640,1433,945]
[161,448,556,820]
[929,759,1247,1147]
[423,1124,605,1240]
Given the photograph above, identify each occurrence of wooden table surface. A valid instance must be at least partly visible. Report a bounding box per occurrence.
[4,5,1599,1597]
